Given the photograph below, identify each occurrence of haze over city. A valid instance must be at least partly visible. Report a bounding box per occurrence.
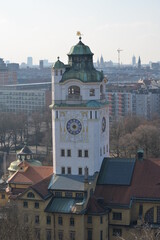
[0,0,160,65]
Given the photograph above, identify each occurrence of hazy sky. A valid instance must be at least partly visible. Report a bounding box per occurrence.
[0,0,160,65]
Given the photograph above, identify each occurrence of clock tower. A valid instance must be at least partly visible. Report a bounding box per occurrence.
[51,37,109,176]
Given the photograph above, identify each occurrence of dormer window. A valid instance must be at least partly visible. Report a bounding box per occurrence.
[27,192,35,198]
[90,89,95,96]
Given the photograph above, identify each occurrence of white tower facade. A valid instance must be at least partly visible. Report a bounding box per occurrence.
[51,38,109,176]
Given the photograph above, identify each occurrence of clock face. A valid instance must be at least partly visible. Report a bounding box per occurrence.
[102,117,106,132]
[66,119,82,135]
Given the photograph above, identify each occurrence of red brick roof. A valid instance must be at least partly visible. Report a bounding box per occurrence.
[8,165,53,185]
[95,158,160,206]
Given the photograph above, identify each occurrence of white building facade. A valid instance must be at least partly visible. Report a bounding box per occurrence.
[51,38,109,176]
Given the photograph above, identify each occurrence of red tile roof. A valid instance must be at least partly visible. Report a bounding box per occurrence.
[8,165,53,185]
[95,158,160,206]
[86,196,108,215]
[31,175,52,199]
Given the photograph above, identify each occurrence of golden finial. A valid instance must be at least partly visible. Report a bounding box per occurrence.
[76,31,83,41]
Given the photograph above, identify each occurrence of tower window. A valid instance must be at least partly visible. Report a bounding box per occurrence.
[100,148,102,156]
[90,111,92,119]
[68,86,80,96]
[78,150,82,157]
[35,202,39,209]
[60,70,63,75]
[78,168,82,175]
[90,89,95,96]
[84,150,89,158]
[55,70,58,76]
[103,146,105,154]
[88,216,92,224]
[95,111,97,119]
[56,111,58,119]
[67,167,71,175]
[61,149,65,157]
[61,167,65,174]
[67,149,71,157]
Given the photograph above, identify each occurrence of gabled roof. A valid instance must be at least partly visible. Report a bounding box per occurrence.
[8,165,53,185]
[95,158,160,206]
[86,196,108,215]
[18,175,52,200]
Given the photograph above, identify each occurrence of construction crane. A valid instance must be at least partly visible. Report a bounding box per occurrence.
[117,48,123,67]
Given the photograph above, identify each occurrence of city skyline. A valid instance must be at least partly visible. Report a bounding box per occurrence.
[0,0,160,65]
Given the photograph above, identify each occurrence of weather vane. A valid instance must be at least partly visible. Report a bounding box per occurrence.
[76,31,83,40]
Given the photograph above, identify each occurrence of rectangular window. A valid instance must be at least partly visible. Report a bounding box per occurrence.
[112,212,122,220]
[67,149,71,157]
[55,191,62,197]
[76,193,83,199]
[78,167,82,175]
[70,217,74,226]
[84,150,88,158]
[100,216,103,224]
[67,167,71,175]
[23,201,28,208]
[35,202,39,209]
[58,216,63,225]
[88,229,92,240]
[46,216,51,225]
[56,110,58,119]
[58,231,63,240]
[100,230,103,240]
[65,192,72,198]
[1,194,5,199]
[90,111,92,119]
[95,111,97,119]
[46,230,51,240]
[87,216,92,224]
[78,150,82,157]
[35,215,40,224]
[24,214,28,223]
[61,149,65,157]
[103,146,105,154]
[70,231,75,240]
[100,148,102,156]
[113,228,122,236]
[61,167,65,174]
[35,228,40,240]
[90,89,95,96]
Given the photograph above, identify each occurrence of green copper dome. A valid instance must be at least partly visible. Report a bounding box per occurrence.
[68,38,93,56]
[61,69,104,82]
[60,37,103,83]
[53,58,65,69]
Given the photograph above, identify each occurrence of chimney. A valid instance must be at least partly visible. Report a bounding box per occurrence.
[137,149,144,161]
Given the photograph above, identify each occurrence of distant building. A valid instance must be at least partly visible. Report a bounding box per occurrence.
[27,57,33,67]
[39,60,44,69]
[138,56,141,69]
[132,55,136,67]
[0,58,17,85]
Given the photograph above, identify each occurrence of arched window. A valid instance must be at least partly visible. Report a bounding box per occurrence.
[144,207,154,223]
[27,192,35,198]
[68,86,80,96]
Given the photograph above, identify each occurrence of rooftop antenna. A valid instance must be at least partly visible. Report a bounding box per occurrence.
[117,48,123,67]
[117,48,123,84]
